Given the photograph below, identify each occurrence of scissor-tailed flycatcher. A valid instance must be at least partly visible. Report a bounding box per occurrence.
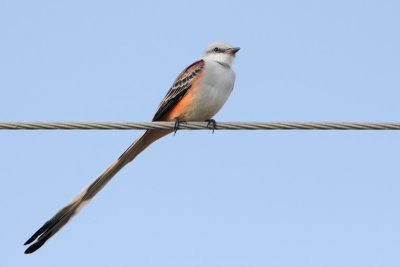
[24,41,239,254]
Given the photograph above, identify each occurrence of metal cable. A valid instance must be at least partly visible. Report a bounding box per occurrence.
[1,121,400,130]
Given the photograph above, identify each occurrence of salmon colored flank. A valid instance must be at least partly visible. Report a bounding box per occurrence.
[153,60,205,121]
[162,70,204,121]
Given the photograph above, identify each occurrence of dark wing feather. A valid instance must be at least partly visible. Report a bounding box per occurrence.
[152,60,205,121]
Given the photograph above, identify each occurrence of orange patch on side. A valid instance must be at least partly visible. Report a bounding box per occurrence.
[162,89,195,121]
[161,71,204,121]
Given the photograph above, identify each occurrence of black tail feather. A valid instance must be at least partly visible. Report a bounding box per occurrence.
[24,202,78,254]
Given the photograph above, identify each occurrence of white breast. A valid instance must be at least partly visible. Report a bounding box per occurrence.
[185,59,236,121]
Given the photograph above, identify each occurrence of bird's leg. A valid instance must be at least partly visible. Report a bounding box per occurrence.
[173,118,186,135]
[206,119,217,134]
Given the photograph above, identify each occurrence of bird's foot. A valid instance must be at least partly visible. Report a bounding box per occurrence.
[206,119,217,134]
[173,118,186,135]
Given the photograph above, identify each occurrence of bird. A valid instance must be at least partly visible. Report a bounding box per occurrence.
[24,41,240,254]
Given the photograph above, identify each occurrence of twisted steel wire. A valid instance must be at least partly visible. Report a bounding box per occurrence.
[1,121,400,130]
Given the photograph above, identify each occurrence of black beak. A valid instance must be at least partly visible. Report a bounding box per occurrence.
[227,47,240,55]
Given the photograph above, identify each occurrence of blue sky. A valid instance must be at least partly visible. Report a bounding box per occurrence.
[1,0,400,266]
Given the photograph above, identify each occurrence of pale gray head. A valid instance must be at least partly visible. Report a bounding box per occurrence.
[202,41,240,68]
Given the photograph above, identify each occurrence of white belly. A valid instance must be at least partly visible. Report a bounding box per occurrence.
[185,60,236,121]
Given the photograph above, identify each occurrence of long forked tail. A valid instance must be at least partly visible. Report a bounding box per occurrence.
[24,129,170,254]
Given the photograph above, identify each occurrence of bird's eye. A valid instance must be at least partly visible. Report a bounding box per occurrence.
[213,47,220,52]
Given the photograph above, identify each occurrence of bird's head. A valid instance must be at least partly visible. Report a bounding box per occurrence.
[203,41,240,68]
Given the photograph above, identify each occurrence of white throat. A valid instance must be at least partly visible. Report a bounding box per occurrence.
[202,53,234,68]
